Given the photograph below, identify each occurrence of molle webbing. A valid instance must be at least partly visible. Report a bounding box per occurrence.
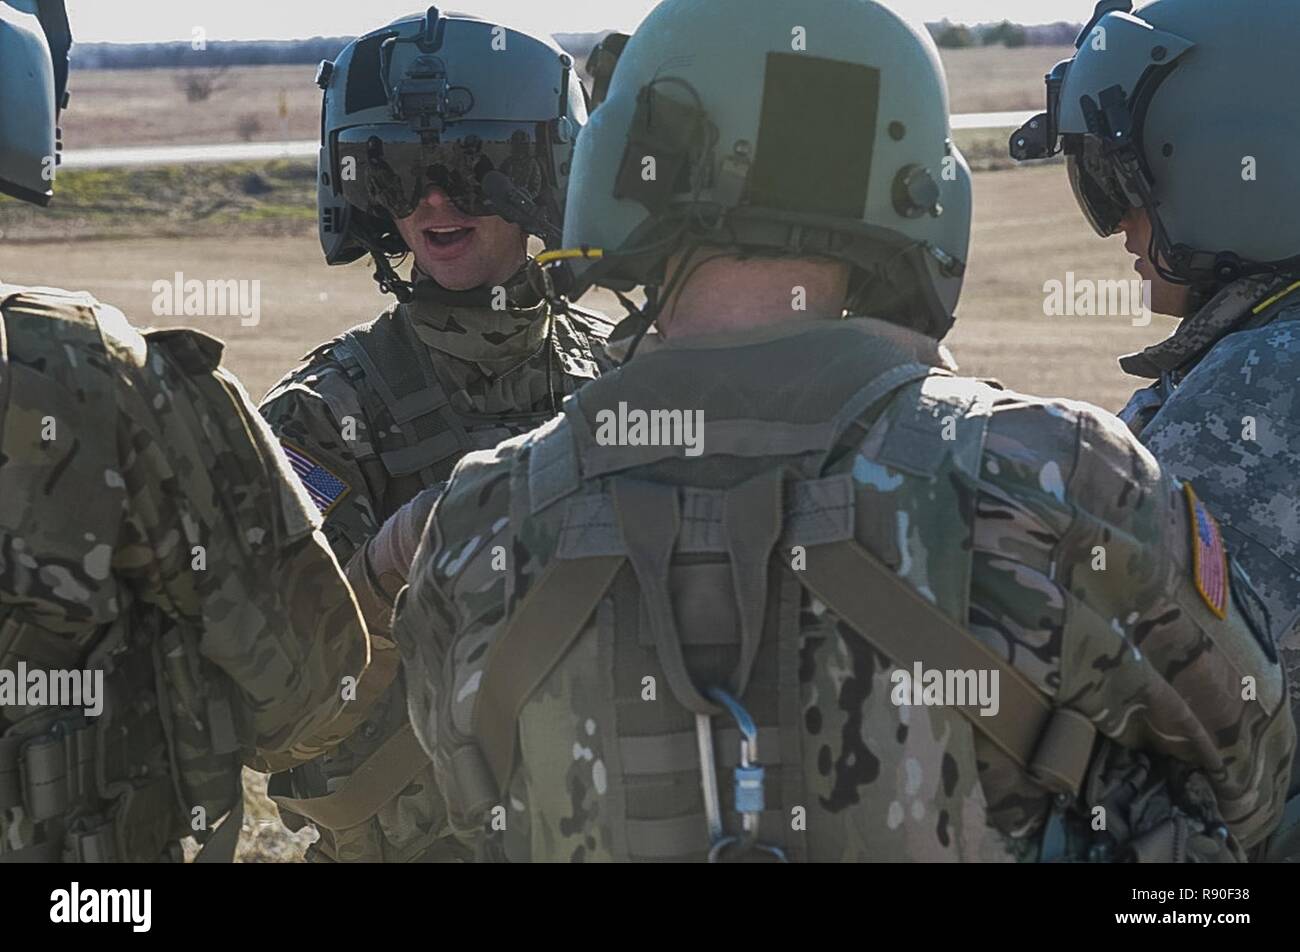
[332,314,473,484]
[0,712,183,863]
[471,477,1097,787]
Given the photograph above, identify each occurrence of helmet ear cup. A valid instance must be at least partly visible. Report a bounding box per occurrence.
[612,84,717,215]
[318,147,365,264]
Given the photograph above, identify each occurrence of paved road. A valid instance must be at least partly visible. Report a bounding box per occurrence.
[60,111,1036,170]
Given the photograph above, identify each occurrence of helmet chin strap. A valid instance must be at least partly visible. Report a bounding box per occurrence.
[371,252,415,303]
[351,221,415,302]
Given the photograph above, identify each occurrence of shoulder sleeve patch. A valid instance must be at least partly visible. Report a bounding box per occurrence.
[1185,482,1229,619]
[281,440,351,516]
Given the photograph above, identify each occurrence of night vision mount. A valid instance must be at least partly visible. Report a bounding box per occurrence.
[1009,0,1132,162]
[381,7,473,134]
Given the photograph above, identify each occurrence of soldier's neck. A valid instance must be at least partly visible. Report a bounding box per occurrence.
[656,255,848,339]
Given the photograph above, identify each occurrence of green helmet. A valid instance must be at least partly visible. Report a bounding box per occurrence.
[561,0,971,338]
[0,0,71,206]
[1011,0,1300,288]
[315,6,588,298]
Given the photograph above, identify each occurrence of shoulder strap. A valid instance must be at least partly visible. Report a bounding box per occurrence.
[467,501,1096,805]
[269,723,429,833]
[472,555,624,791]
[796,538,1096,796]
[193,798,244,864]
[333,314,472,484]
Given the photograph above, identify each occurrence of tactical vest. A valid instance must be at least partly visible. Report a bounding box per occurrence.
[327,305,587,521]
[268,302,604,861]
[0,286,246,863]
[429,323,1110,862]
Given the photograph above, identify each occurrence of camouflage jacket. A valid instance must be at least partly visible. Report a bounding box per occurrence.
[258,275,613,862]
[1118,276,1300,797]
[0,284,371,862]
[394,317,1294,862]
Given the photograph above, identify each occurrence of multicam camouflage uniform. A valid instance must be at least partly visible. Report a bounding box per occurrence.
[258,272,612,862]
[395,317,1294,862]
[1118,275,1300,803]
[0,284,372,862]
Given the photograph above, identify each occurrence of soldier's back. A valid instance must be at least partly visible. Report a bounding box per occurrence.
[0,283,369,862]
[396,317,1293,862]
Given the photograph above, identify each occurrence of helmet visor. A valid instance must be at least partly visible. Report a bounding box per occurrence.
[335,122,550,221]
[1064,135,1133,237]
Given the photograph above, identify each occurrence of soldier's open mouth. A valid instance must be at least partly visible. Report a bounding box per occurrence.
[424,226,473,247]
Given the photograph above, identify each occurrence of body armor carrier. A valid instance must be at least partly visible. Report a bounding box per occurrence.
[0,287,247,863]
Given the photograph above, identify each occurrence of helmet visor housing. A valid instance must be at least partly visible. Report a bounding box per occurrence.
[317,11,586,266]
[1063,135,1134,237]
[335,121,554,221]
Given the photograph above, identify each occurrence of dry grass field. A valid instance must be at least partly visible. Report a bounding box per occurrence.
[939,44,1072,112]
[59,45,1073,149]
[2,163,1171,412]
[64,65,323,148]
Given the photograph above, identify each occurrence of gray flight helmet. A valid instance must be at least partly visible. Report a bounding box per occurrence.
[315,6,588,297]
[0,0,71,206]
[561,0,972,339]
[1011,0,1300,288]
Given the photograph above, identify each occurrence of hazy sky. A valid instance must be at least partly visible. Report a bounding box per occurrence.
[67,0,1108,43]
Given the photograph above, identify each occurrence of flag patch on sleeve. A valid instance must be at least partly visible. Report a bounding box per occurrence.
[281,442,349,516]
[1184,483,1229,618]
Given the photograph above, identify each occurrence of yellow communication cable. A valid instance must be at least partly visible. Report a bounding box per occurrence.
[535,247,604,268]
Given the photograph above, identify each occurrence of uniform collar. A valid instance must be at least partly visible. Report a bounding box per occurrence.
[1119,275,1298,379]
[657,315,959,372]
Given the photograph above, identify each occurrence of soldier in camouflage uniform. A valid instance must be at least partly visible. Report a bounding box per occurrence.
[393,0,1294,862]
[0,1,373,862]
[258,11,612,862]
[1010,0,1300,854]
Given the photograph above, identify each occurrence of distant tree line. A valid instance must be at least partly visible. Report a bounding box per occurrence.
[69,23,1080,71]
[71,37,353,69]
[929,20,1082,49]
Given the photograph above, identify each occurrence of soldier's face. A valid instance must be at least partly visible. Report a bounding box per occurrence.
[1119,207,1192,318]
[394,186,527,291]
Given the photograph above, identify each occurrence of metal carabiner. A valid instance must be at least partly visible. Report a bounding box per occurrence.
[695,711,725,845]
[704,687,789,862]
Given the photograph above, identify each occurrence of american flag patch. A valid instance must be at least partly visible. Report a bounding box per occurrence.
[281,442,349,516]
[1185,483,1229,618]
